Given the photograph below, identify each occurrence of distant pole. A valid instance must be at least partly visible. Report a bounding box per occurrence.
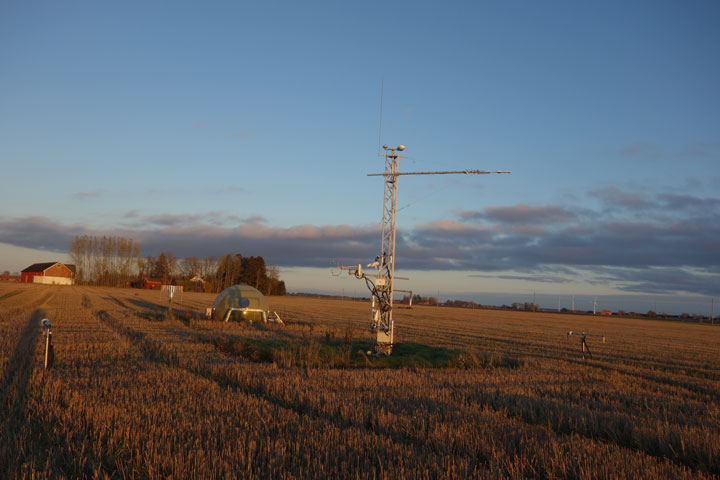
[572,296,575,312]
[533,292,536,312]
[712,297,714,324]
[558,296,561,312]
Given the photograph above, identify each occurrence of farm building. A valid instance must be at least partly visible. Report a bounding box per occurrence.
[20,262,75,285]
[209,284,270,322]
[141,277,163,289]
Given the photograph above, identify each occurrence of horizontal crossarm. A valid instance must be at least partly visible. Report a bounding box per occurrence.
[367,170,511,176]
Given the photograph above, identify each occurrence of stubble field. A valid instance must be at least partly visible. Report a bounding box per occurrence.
[1,283,718,479]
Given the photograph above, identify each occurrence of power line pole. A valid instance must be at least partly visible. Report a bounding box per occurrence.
[338,144,510,354]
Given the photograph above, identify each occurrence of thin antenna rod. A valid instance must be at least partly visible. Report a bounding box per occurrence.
[377,78,384,154]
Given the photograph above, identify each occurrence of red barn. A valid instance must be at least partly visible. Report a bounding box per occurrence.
[142,277,163,289]
[20,262,75,285]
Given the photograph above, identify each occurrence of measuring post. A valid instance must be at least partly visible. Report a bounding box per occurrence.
[41,318,54,370]
[567,331,605,360]
[337,144,510,354]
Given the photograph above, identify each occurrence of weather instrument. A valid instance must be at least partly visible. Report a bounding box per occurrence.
[41,318,54,370]
[336,144,510,355]
[567,331,605,359]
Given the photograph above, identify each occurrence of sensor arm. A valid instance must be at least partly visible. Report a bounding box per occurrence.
[368,170,511,177]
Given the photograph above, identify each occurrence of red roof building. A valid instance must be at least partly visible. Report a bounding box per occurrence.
[142,277,163,289]
[20,262,75,285]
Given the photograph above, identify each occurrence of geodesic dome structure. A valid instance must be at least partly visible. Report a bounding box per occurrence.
[211,284,269,322]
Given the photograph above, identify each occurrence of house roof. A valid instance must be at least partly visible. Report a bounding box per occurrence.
[22,262,60,273]
[21,262,76,274]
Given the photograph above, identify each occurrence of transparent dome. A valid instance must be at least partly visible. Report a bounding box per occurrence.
[212,284,269,322]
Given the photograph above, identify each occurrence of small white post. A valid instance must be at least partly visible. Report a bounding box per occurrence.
[41,318,53,370]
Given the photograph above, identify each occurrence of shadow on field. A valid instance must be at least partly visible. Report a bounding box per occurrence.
[103,296,129,309]
[0,309,45,470]
[0,289,21,302]
[126,297,170,313]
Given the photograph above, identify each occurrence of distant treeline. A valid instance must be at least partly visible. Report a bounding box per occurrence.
[69,235,141,286]
[68,235,285,295]
[145,253,286,295]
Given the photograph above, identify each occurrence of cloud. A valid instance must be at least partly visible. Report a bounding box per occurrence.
[619,140,719,162]
[232,130,251,139]
[657,193,720,211]
[0,217,81,252]
[619,141,662,159]
[468,273,573,284]
[592,267,720,296]
[72,189,105,199]
[124,211,246,228]
[482,204,576,224]
[1,187,719,295]
[588,187,650,210]
[193,122,208,129]
[680,141,720,159]
[242,216,267,224]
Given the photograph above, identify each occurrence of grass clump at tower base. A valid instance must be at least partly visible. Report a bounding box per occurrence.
[210,335,519,369]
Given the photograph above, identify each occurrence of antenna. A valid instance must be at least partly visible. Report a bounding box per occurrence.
[377,77,384,154]
[592,296,598,315]
[567,331,605,359]
[336,144,511,355]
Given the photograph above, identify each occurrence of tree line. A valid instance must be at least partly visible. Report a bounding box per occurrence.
[68,235,286,295]
[141,252,286,295]
[68,235,141,286]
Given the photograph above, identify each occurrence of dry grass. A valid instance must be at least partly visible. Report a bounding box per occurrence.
[1,283,718,478]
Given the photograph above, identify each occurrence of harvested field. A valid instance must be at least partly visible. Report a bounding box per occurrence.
[1,283,718,478]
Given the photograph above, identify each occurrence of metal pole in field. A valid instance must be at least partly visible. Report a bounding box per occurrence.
[41,318,53,370]
[44,331,52,369]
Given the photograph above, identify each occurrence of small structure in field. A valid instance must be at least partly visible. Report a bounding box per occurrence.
[20,262,75,285]
[207,284,282,323]
[142,277,163,289]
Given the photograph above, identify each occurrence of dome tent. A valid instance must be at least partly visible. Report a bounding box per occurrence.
[211,284,269,322]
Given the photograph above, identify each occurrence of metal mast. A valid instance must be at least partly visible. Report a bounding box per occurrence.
[338,144,511,355]
[371,145,402,353]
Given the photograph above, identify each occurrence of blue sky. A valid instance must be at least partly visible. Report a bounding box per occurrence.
[1,1,719,314]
